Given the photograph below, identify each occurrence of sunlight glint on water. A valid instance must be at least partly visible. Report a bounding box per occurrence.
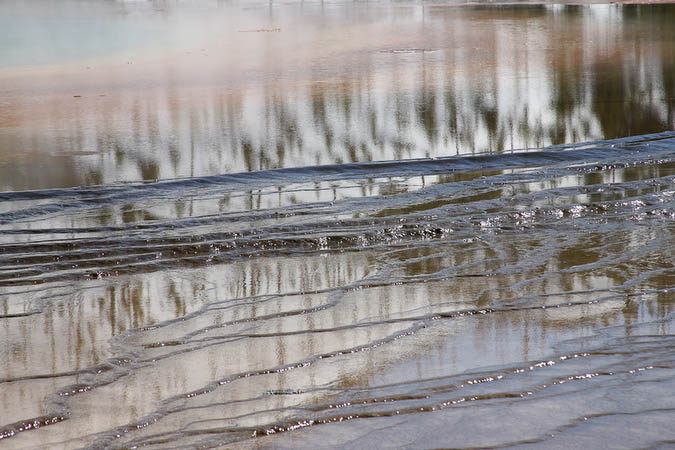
[0,2,674,449]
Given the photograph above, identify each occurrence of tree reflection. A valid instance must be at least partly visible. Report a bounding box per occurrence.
[2,5,675,192]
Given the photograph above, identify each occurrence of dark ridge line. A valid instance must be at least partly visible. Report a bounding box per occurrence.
[0,360,121,385]
[88,323,425,448]
[0,356,136,441]
[0,157,672,237]
[118,360,673,449]
[0,169,671,260]
[1,131,673,205]
[0,415,68,442]
[117,369,664,449]
[0,311,40,319]
[137,293,635,355]
[99,295,646,446]
[488,407,675,450]
[0,190,670,288]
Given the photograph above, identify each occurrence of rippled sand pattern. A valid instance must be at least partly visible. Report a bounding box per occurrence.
[1,131,674,448]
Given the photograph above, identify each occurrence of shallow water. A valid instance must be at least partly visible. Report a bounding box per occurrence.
[2,1,675,190]
[1,1,674,449]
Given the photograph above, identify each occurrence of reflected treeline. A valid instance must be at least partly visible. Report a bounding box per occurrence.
[2,184,672,446]
[1,148,673,446]
[2,5,675,191]
[2,4,675,447]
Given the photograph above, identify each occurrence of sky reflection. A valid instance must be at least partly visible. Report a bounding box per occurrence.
[1,2,674,191]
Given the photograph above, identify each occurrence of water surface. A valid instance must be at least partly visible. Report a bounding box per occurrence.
[1,1,674,190]
[0,2,674,449]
